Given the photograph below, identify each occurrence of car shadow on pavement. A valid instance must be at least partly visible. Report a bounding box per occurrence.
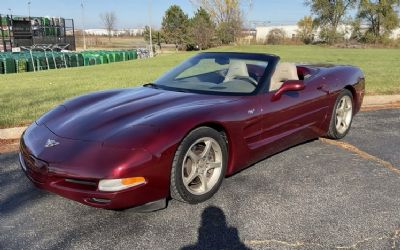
[0,154,48,215]
[0,184,47,215]
[182,206,250,250]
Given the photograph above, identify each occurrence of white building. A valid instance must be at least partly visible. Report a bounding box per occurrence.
[392,28,400,39]
[83,28,144,36]
[256,25,298,41]
[256,24,400,42]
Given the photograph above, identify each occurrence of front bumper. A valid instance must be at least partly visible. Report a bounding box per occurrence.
[19,151,154,209]
[19,124,171,210]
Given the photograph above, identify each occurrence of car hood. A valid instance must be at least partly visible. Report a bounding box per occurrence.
[39,87,239,142]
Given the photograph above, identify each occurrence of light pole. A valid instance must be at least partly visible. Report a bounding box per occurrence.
[28,1,31,18]
[148,0,153,57]
[81,0,87,50]
[8,8,12,17]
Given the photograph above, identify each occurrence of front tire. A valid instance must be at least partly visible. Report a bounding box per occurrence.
[327,89,354,139]
[170,127,228,204]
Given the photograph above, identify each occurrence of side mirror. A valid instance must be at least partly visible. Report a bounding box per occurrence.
[271,80,305,101]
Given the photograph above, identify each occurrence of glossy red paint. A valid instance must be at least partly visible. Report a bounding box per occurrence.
[20,55,365,210]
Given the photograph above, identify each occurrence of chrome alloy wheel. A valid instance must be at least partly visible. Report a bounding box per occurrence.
[335,95,353,134]
[182,137,223,195]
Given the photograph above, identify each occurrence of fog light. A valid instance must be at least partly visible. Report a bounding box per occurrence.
[98,177,146,192]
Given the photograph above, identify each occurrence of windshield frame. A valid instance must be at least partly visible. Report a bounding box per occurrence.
[152,52,280,96]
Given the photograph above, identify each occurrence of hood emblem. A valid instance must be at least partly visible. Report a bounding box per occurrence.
[45,139,60,148]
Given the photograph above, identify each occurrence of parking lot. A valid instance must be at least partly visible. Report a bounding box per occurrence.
[1,108,399,250]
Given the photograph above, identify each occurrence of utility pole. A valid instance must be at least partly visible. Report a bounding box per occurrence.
[148,0,153,58]
[28,1,31,18]
[81,0,87,50]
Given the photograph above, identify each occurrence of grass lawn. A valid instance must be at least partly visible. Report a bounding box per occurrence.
[0,45,399,128]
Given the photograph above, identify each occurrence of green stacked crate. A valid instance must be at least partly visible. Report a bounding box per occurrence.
[126,51,132,60]
[1,17,8,25]
[120,51,127,61]
[26,57,36,72]
[130,50,138,60]
[0,49,139,74]
[36,56,48,70]
[15,58,27,73]
[0,57,16,74]
[82,54,90,66]
[76,53,84,66]
[106,53,115,63]
[1,29,10,37]
[114,52,122,62]
[63,53,71,67]
[119,52,125,61]
[46,55,56,69]
[95,53,108,64]
[55,55,64,68]
[68,54,78,67]
[83,55,98,66]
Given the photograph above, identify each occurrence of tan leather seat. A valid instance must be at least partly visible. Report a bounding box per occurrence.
[224,60,249,82]
[269,62,299,91]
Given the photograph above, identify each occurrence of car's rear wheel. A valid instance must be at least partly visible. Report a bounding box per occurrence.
[170,127,227,204]
[327,89,354,139]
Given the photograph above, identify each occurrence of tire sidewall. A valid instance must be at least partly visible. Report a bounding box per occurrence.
[171,127,228,204]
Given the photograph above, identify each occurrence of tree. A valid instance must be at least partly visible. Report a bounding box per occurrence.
[297,16,315,44]
[161,5,190,50]
[305,0,357,44]
[143,26,164,49]
[267,28,286,45]
[189,8,216,50]
[100,12,117,40]
[190,0,252,44]
[357,0,400,43]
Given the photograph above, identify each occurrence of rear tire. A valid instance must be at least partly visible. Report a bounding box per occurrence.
[170,127,227,204]
[327,89,354,139]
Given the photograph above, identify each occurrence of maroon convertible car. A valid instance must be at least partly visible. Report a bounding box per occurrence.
[20,52,365,211]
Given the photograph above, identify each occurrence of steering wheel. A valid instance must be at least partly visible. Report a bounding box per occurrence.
[233,76,258,87]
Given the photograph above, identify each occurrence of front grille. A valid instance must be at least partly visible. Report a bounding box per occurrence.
[65,178,97,187]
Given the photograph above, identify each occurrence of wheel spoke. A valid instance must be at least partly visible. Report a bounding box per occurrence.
[200,140,212,158]
[188,150,200,162]
[199,174,208,192]
[206,161,222,171]
[342,118,348,128]
[184,169,198,186]
[338,99,345,110]
[336,115,343,128]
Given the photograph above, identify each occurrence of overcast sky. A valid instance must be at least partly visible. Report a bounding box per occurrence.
[1,0,309,29]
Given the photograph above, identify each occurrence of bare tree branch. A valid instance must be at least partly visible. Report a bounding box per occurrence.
[100,12,117,40]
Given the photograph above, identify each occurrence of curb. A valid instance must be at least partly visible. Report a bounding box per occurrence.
[1,95,400,140]
[363,95,400,106]
[0,127,26,140]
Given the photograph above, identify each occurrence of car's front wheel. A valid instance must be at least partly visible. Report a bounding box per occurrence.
[170,127,227,204]
[327,89,354,139]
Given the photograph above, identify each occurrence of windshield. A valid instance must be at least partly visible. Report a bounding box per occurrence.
[153,52,275,95]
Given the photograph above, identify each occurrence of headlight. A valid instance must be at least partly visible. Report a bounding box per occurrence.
[98,177,146,192]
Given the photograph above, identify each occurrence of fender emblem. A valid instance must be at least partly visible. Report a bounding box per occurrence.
[45,139,60,148]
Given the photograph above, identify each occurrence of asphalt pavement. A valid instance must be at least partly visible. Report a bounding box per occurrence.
[1,108,399,250]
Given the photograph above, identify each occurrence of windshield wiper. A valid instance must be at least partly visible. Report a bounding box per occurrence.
[143,83,160,89]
